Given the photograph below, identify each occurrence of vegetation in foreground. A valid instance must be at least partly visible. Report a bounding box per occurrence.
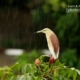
[0,54,80,80]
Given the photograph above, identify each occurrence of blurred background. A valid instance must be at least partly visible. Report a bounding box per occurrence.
[0,0,80,70]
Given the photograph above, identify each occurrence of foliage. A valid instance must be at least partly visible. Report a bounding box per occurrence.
[55,13,80,49]
[60,49,77,66]
[16,49,80,71]
[60,49,80,70]
[0,55,80,80]
[16,50,43,63]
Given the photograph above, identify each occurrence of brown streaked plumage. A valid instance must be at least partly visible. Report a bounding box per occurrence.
[50,34,59,54]
[36,28,60,60]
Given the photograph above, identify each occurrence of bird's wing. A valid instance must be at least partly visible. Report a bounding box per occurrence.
[50,34,59,55]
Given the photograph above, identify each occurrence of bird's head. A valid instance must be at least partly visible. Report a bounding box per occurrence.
[36,28,53,34]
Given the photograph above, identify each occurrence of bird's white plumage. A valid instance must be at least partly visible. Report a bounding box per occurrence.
[56,48,59,58]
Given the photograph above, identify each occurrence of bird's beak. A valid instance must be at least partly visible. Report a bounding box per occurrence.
[36,30,43,33]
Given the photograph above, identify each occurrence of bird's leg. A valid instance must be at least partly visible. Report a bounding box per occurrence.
[49,55,56,64]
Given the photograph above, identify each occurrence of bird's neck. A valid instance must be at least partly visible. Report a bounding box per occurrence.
[45,32,54,41]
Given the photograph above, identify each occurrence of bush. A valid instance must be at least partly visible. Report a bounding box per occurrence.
[60,49,80,70]
[0,55,80,80]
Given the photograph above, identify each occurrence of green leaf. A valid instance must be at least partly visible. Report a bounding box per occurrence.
[75,69,80,75]
[9,76,16,80]
[67,69,73,78]
[26,64,37,73]
[19,75,26,80]
[22,64,27,74]
[60,69,68,77]
[16,75,21,80]
[26,73,35,80]
[72,70,77,80]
